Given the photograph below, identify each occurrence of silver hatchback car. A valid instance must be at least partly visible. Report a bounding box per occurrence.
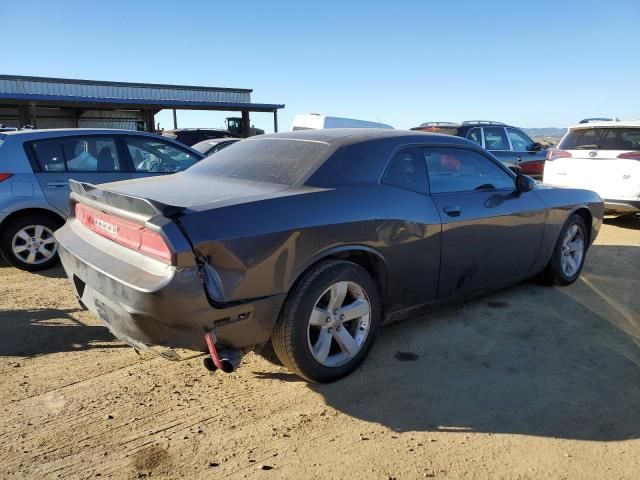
[0,129,204,270]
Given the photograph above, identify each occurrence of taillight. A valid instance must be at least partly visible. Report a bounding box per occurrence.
[75,203,171,263]
[519,160,545,175]
[617,152,640,160]
[546,149,572,161]
[0,173,13,182]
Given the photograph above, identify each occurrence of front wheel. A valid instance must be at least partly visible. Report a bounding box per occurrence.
[271,260,381,382]
[537,214,588,286]
[0,215,61,271]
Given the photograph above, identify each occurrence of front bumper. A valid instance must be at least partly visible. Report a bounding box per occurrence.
[56,221,285,354]
[604,199,640,213]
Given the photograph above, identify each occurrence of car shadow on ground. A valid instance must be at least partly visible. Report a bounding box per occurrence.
[274,243,640,442]
[604,214,640,230]
[0,259,66,279]
[0,307,125,357]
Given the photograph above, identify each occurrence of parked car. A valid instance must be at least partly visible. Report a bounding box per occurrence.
[411,121,547,179]
[544,120,640,214]
[579,117,617,124]
[161,128,238,146]
[55,129,603,383]
[192,137,241,156]
[0,128,204,271]
[291,113,394,130]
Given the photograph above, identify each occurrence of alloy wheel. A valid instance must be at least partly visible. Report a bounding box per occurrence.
[307,280,371,367]
[11,225,57,265]
[560,224,584,277]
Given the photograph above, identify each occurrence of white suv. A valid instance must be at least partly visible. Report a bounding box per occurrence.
[543,120,640,214]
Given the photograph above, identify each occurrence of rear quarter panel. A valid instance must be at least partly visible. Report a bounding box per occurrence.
[0,137,63,220]
[177,185,443,314]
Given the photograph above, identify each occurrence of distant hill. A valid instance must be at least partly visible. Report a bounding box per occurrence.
[523,127,566,138]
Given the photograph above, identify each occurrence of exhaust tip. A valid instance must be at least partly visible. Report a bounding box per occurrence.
[203,356,217,372]
[219,359,236,373]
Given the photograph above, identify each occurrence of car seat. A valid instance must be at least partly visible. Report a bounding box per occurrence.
[97,147,115,171]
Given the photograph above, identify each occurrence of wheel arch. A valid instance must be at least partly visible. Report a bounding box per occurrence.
[289,245,389,308]
[569,205,593,245]
[0,207,66,237]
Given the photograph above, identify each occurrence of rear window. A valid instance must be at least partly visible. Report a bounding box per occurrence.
[559,128,640,150]
[187,138,328,185]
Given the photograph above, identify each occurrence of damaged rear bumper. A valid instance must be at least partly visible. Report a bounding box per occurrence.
[56,221,285,354]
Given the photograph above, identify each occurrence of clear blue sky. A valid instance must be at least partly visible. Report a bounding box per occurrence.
[2,0,639,133]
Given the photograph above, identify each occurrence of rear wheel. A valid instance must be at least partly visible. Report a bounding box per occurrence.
[537,214,587,286]
[0,215,61,271]
[271,260,381,382]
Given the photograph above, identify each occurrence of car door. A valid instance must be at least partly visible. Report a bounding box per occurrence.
[30,135,131,215]
[506,127,546,177]
[481,126,519,173]
[422,146,547,298]
[123,135,202,179]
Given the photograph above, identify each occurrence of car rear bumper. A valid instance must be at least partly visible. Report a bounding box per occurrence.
[604,199,640,213]
[56,221,285,354]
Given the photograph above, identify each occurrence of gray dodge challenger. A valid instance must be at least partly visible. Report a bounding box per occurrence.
[55,129,603,382]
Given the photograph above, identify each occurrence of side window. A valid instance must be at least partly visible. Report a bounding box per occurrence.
[423,147,514,194]
[483,127,510,150]
[31,140,66,172]
[507,128,534,151]
[31,136,121,172]
[62,137,121,172]
[382,148,427,194]
[125,137,199,173]
[466,127,482,146]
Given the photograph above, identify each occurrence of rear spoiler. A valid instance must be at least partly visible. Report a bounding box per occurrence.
[69,180,185,219]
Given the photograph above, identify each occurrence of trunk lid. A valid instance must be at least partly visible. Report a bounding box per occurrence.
[96,171,290,212]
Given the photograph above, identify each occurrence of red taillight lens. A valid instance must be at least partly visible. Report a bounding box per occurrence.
[75,203,171,263]
[546,149,572,161]
[617,151,640,160]
[519,160,545,175]
[0,173,13,182]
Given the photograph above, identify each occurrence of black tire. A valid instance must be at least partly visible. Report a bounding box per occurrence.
[271,260,381,383]
[0,215,61,271]
[537,214,588,286]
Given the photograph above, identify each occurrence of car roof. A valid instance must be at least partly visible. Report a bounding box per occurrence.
[1,128,165,139]
[163,128,230,133]
[197,138,241,146]
[568,120,640,130]
[255,128,474,147]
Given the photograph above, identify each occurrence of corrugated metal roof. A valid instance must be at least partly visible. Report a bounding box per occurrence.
[0,75,284,111]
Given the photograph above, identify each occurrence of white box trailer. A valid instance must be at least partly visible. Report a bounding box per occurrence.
[291,113,393,131]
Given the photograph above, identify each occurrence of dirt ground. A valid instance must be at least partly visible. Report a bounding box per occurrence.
[1,217,639,479]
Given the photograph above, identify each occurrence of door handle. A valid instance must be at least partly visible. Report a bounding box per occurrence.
[443,206,461,217]
[47,181,68,188]
[516,156,522,162]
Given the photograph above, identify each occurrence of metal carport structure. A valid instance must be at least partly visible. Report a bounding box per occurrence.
[0,75,284,136]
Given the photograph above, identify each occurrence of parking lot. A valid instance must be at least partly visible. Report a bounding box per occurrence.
[0,216,638,479]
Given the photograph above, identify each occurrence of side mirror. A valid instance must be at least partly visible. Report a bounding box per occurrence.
[516,174,536,193]
[528,142,543,152]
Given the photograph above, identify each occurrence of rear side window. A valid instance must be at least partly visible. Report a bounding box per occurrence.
[559,128,640,151]
[483,127,510,150]
[382,148,427,194]
[423,147,514,193]
[31,137,122,172]
[188,138,328,185]
[466,127,482,146]
[32,140,66,172]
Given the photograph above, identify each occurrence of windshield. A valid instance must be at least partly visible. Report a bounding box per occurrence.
[187,138,329,185]
[560,128,640,150]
